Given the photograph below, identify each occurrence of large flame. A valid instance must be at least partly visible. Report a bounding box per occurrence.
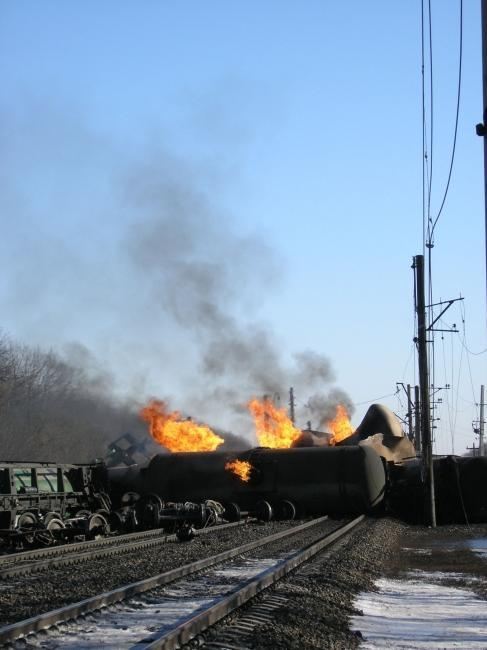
[225,459,252,482]
[140,399,224,452]
[248,396,302,449]
[327,405,354,445]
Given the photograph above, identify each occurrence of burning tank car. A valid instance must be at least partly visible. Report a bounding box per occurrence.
[109,445,388,522]
[108,404,487,525]
[0,461,112,548]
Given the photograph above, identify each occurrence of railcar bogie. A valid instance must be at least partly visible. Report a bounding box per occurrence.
[0,460,110,548]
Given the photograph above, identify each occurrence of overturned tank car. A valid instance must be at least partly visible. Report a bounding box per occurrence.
[388,454,487,524]
[111,445,387,520]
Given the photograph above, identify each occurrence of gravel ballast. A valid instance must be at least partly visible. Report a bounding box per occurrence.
[0,518,337,628]
[199,517,406,650]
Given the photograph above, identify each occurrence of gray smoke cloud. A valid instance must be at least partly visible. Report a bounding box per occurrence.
[1,106,354,454]
[304,389,355,431]
[123,161,353,436]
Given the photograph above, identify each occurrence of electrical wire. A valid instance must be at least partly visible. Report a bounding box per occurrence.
[421,0,436,447]
[420,0,464,455]
[457,342,487,356]
[400,343,415,381]
[456,308,487,354]
[440,322,454,452]
[351,392,398,408]
[452,330,465,446]
[430,0,463,240]
[460,303,481,410]
[421,0,427,254]
[427,0,434,234]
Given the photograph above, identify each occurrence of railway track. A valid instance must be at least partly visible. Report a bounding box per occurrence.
[0,520,246,578]
[0,515,364,648]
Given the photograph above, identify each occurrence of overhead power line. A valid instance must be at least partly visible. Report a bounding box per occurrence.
[430,0,463,241]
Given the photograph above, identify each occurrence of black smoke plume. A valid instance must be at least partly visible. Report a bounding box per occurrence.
[1,110,354,456]
[124,163,352,436]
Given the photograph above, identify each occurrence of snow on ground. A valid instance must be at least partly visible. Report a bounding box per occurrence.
[467,538,487,559]
[351,574,487,648]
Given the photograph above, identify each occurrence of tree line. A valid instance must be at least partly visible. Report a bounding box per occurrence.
[0,332,147,463]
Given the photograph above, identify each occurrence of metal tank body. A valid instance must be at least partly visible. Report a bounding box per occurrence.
[136,445,386,516]
[388,455,487,524]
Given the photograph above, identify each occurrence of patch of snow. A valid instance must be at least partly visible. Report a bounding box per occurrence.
[466,538,487,559]
[402,547,432,555]
[351,577,487,649]
[405,569,482,582]
[22,553,295,647]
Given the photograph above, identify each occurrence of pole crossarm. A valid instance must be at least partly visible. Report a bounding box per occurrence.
[430,328,459,333]
[426,296,464,332]
[396,382,415,410]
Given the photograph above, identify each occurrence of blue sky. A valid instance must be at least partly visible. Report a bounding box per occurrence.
[0,1,485,453]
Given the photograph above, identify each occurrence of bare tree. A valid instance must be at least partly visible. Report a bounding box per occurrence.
[0,334,147,462]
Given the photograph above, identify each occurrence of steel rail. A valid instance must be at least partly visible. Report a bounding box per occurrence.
[0,515,331,645]
[146,515,364,649]
[0,525,176,564]
[0,520,247,578]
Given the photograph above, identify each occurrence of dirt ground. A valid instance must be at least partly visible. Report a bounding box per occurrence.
[385,522,487,599]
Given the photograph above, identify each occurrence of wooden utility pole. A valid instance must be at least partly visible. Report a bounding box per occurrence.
[413,255,436,527]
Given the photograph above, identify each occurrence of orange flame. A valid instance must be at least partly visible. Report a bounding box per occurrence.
[327,405,354,445]
[225,459,252,482]
[140,399,224,452]
[248,396,302,449]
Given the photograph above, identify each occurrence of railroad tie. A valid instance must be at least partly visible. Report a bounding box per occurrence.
[203,594,289,648]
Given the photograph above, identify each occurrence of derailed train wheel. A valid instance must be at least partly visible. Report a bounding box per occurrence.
[42,513,65,546]
[18,511,37,527]
[255,500,273,522]
[44,512,65,533]
[223,502,241,522]
[17,511,38,547]
[108,510,124,533]
[86,513,109,539]
[44,512,63,527]
[274,500,297,521]
[138,493,163,530]
[46,518,64,535]
[75,509,92,520]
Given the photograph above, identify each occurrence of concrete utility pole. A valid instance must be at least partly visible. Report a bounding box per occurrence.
[396,382,415,442]
[289,387,296,425]
[480,384,485,456]
[467,444,479,457]
[476,0,487,312]
[407,384,414,441]
[414,385,421,454]
[413,255,436,527]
